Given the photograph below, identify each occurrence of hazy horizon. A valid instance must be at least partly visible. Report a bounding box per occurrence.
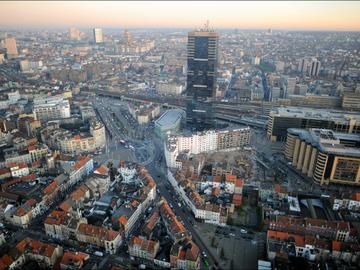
[1,1,360,31]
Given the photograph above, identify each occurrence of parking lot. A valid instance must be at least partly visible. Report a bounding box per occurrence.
[194,222,261,270]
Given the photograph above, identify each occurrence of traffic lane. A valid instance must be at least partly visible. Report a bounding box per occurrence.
[147,164,218,269]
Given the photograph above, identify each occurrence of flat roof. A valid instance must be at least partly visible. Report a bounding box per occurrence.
[272,106,360,123]
[288,128,360,157]
[155,109,185,128]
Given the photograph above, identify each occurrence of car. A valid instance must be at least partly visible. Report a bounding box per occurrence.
[240,229,247,234]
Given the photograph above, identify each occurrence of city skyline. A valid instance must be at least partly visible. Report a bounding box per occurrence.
[0,1,360,31]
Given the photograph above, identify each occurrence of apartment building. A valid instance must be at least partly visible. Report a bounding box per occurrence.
[76,223,121,254]
[33,95,71,122]
[4,144,49,165]
[165,127,251,169]
[128,236,160,261]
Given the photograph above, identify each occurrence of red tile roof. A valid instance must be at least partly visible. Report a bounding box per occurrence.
[0,255,13,270]
[0,168,10,175]
[353,192,360,201]
[60,251,89,268]
[267,230,305,247]
[59,200,72,212]
[44,210,68,225]
[70,185,88,201]
[118,216,127,226]
[95,165,108,175]
[332,241,342,252]
[225,175,236,183]
[77,223,119,241]
[235,178,243,188]
[73,156,92,170]
[43,181,58,195]
[213,175,221,183]
[185,243,199,261]
[232,194,242,205]
[16,238,57,258]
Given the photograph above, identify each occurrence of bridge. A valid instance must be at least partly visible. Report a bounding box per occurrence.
[95,90,269,129]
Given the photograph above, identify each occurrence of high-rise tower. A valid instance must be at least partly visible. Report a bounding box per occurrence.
[93,28,103,43]
[4,37,18,58]
[69,27,81,40]
[186,22,219,131]
[187,24,219,98]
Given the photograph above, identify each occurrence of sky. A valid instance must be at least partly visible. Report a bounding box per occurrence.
[1,1,360,31]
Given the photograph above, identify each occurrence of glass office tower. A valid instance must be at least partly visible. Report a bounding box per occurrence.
[186,27,219,131]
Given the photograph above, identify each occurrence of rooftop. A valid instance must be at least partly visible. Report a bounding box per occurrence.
[155,109,185,128]
[272,106,360,123]
[288,128,360,157]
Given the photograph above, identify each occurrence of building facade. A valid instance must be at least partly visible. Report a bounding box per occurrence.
[33,95,71,122]
[186,26,219,131]
[284,128,360,186]
[93,28,103,43]
[267,107,360,142]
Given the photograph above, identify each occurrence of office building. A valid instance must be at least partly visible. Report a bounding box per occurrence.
[295,84,308,96]
[271,87,281,100]
[69,27,81,40]
[289,94,342,109]
[4,37,18,58]
[123,29,133,44]
[267,107,360,142]
[342,90,360,111]
[310,58,321,77]
[285,128,360,186]
[251,56,261,65]
[186,24,219,131]
[186,99,214,131]
[297,58,309,73]
[33,95,71,122]
[297,57,321,77]
[187,26,218,98]
[93,28,103,43]
[286,77,297,96]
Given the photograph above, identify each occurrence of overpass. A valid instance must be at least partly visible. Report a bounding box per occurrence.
[214,113,267,129]
[95,90,269,129]
[95,90,185,109]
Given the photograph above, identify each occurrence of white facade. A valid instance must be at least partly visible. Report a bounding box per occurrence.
[177,130,218,155]
[10,165,29,178]
[93,28,103,43]
[33,95,70,122]
[156,82,184,96]
[69,157,94,186]
[165,127,250,169]
[90,120,106,149]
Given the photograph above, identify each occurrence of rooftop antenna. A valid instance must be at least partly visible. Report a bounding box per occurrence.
[204,20,210,31]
